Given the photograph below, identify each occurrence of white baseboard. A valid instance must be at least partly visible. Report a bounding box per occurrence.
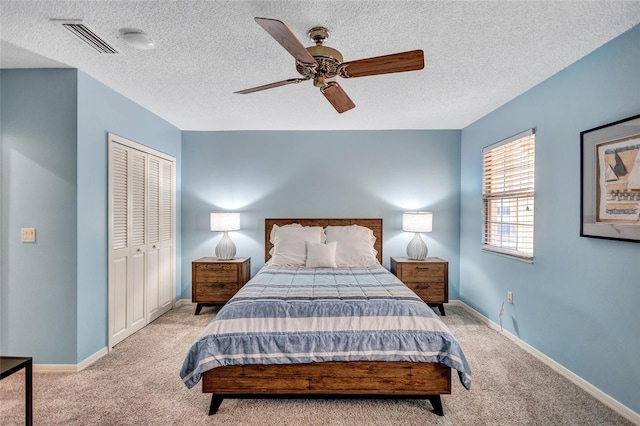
[32,364,77,373]
[33,347,108,373]
[448,300,640,425]
[175,298,193,307]
[77,347,108,372]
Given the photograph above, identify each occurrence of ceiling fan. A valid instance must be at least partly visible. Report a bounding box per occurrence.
[235,17,425,113]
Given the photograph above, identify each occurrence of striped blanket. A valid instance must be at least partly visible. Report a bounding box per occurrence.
[180,265,472,390]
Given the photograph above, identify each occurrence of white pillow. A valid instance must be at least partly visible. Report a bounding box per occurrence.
[270,223,301,243]
[325,225,379,267]
[269,224,325,266]
[305,241,338,268]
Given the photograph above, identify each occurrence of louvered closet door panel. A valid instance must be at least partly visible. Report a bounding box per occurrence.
[111,146,128,252]
[129,150,147,334]
[131,152,146,248]
[148,156,174,322]
[160,160,173,242]
[157,158,174,316]
[146,156,161,320]
[109,143,130,346]
[148,157,160,244]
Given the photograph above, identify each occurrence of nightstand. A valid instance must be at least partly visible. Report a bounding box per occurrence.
[192,257,251,315]
[390,257,448,315]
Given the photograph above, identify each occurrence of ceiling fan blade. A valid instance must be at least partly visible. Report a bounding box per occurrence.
[254,17,317,65]
[339,49,424,78]
[320,82,355,113]
[234,78,309,94]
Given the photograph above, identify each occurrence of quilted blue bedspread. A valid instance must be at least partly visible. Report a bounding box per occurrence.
[180,265,471,390]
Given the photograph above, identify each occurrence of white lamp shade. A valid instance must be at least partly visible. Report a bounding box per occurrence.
[210,212,240,232]
[402,212,433,233]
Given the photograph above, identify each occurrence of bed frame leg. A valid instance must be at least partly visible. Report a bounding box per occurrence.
[208,395,224,415]
[428,395,444,416]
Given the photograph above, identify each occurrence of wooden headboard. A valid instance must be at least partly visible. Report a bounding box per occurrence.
[265,218,383,264]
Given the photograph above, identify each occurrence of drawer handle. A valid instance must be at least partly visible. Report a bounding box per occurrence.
[205,265,224,270]
[416,284,431,289]
[416,266,432,269]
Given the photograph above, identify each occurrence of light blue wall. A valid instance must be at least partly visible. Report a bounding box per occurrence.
[181,130,461,298]
[1,69,78,363]
[460,24,640,413]
[0,69,181,365]
[76,71,182,362]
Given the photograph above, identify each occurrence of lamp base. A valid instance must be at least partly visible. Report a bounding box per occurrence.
[215,231,236,260]
[406,233,428,260]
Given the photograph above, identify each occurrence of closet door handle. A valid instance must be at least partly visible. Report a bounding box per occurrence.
[136,248,141,253]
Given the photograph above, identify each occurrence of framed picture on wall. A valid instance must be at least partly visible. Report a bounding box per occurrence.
[580,113,640,242]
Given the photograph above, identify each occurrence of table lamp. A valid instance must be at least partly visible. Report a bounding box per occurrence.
[210,212,240,260]
[402,212,433,260]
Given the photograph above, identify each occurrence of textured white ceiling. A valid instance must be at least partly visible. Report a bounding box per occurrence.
[2,1,639,131]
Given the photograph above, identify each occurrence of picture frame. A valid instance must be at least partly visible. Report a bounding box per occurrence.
[580,114,640,242]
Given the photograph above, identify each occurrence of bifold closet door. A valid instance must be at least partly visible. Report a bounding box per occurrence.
[147,156,174,323]
[109,133,176,348]
[109,143,147,347]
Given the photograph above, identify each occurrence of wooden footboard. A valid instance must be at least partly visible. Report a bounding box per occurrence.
[202,361,451,415]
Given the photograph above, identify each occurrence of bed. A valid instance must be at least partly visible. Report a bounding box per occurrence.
[180,218,471,416]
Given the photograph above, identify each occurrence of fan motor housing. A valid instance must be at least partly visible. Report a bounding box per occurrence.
[296,45,343,80]
[296,27,343,82]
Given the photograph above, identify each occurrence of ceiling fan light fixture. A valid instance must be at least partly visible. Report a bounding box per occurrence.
[121,31,155,50]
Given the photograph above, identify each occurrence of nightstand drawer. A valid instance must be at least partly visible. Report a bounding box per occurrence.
[400,264,445,282]
[406,282,446,303]
[195,282,238,301]
[194,263,239,283]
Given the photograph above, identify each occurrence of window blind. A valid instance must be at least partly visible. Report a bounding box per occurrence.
[482,129,536,261]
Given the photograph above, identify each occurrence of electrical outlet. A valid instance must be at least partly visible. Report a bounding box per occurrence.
[507,291,513,304]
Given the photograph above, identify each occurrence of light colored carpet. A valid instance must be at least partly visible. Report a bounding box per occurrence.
[0,304,633,425]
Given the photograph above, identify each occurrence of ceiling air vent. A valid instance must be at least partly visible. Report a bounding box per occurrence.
[58,21,119,54]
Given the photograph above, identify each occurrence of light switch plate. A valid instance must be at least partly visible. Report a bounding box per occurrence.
[21,228,36,242]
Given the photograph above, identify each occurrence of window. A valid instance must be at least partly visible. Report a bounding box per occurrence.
[482,129,536,261]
